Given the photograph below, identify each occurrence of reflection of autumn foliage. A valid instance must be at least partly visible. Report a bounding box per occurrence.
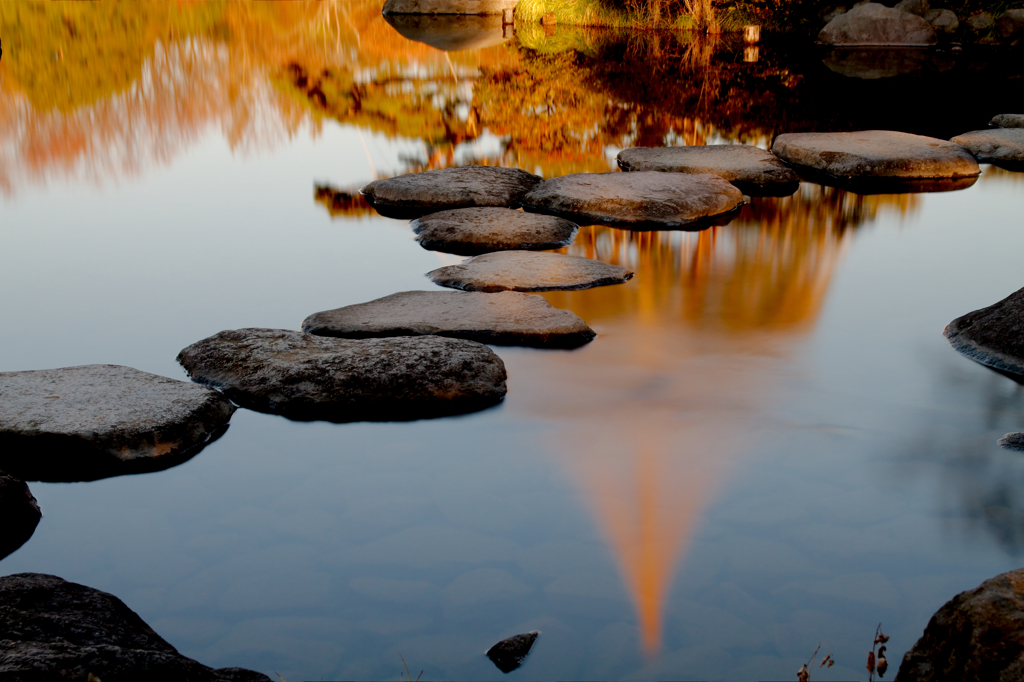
[313,184,376,219]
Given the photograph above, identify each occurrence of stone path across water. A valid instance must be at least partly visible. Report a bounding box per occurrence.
[616,145,800,196]
[303,290,596,349]
[427,251,635,292]
[951,128,1024,168]
[412,207,579,255]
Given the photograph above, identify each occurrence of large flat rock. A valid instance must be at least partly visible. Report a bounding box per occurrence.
[412,207,578,255]
[382,0,516,15]
[519,171,744,229]
[0,472,41,561]
[991,113,1024,129]
[616,145,800,196]
[384,14,509,51]
[951,128,1024,168]
[427,251,634,292]
[303,290,595,349]
[0,573,271,682]
[361,166,543,219]
[177,329,507,421]
[0,365,236,482]
[944,286,1024,378]
[818,2,937,45]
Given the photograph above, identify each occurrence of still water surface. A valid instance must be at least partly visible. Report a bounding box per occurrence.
[2,2,1024,680]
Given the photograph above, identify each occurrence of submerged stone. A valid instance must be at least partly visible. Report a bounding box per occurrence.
[0,573,271,682]
[817,2,937,45]
[519,171,744,229]
[0,365,236,482]
[944,286,1024,378]
[999,432,1024,451]
[0,473,41,561]
[412,207,578,255]
[384,14,509,51]
[427,251,634,292]
[361,166,543,219]
[951,128,1024,168]
[616,145,800,196]
[177,329,507,421]
[991,114,1024,129]
[382,0,516,14]
[486,631,540,673]
[303,290,595,349]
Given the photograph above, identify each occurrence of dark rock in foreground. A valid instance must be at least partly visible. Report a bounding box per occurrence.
[616,145,799,196]
[486,631,540,674]
[0,473,41,561]
[0,365,236,482]
[0,573,270,682]
[998,432,1024,451]
[992,114,1024,129]
[951,128,1024,169]
[428,251,634,292]
[896,567,1024,682]
[177,329,507,421]
[303,290,595,349]
[818,3,937,45]
[412,207,578,255]
[360,166,542,219]
[519,171,744,229]
[944,287,1024,378]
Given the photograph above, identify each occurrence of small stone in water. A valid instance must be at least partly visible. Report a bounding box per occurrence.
[951,128,1024,168]
[486,631,539,673]
[427,251,634,292]
[0,473,41,561]
[944,286,1024,379]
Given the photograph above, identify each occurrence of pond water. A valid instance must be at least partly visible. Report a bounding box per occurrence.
[2,3,1024,681]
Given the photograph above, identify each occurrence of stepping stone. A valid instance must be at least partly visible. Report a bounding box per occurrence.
[991,113,1024,129]
[412,207,578,255]
[951,128,1024,168]
[771,130,980,192]
[818,2,937,45]
[944,286,1024,378]
[519,172,744,229]
[616,145,800,196]
[0,365,236,482]
[303,291,595,349]
[427,251,634,292]
[0,473,41,562]
[177,329,507,421]
[486,631,540,674]
[361,166,543,219]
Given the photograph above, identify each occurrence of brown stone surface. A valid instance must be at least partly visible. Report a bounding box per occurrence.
[616,145,799,195]
[997,9,1024,38]
[382,0,516,14]
[0,472,41,561]
[895,0,929,16]
[360,166,542,219]
[0,365,236,482]
[303,290,595,349]
[428,251,634,292]
[412,207,578,255]
[383,14,509,51]
[896,568,1024,682]
[952,128,1024,166]
[177,328,507,421]
[944,286,1024,378]
[991,113,1024,129]
[519,171,743,229]
[923,8,959,32]
[818,2,937,45]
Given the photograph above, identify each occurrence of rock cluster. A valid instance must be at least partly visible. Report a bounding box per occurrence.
[819,0,1024,45]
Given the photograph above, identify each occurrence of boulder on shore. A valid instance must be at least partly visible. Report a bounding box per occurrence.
[616,145,800,196]
[0,365,236,482]
[427,251,634,292]
[382,0,516,15]
[944,286,1024,378]
[177,329,507,421]
[923,8,959,33]
[894,0,929,17]
[0,472,41,561]
[0,572,271,682]
[896,567,1024,682]
[997,9,1024,39]
[412,207,578,255]
[818,2,937,45]
[991,114,1024,129]
[361,166,543,219]
[951,128,1024,168]
[303,290,596,349]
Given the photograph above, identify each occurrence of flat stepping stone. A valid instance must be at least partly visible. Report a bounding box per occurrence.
[951,129,1024,169]
[944,286,1024,378]
[519,172,744,229]
[427,251,634,292]
[360,166,543,219]
[412,207,578,255]
[616,145,800,196]
[991,114,1024,129]
[0,365,236,482]
[817,2,936,45]
[303,291,595,349]
[0,473,41,561]
[177,329,507,421]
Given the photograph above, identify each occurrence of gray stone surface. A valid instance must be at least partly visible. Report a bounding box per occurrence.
[771,130,980,180]
[361,166,542,219]
[923,8,959,33]
[895,0,929,16]
[998,432,1024,451]
[997,9,1024,39]
[383,14,509,51]
[991,114,1024,129]
[519,171,744,229]
[0,472,41,561]
[303,290,595,349]
[0,365,236,482]
[952,128,1024,166]
[616,145,800,195]
[944,286,1024,378]
[818,3,937,45]
[382,0,516,14]
[427,251,634,292]
[487,631,540,673]
[967,12,995,32]
[177,329,507,421]
[0,572,271,682]
[411,207,578,255]
[896,567,1024,682]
